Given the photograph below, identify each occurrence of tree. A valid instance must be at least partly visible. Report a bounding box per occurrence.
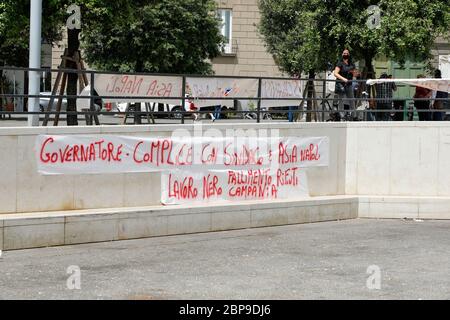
[259,0,338,76]
[0,0,67,67]
[259,0,450,77]
[77,0,224,74]
[328,0,450,77]
[259,0,341,121]
[1,0,223,73]
[259,0,449,122]
[0,0,67,112]
[1,0,223,124]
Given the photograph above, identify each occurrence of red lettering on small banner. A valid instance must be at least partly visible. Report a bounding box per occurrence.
[95,74,182,105]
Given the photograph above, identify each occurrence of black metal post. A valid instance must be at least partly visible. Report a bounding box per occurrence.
[322,78,326,122]
[257,78,262,123]
[92,72,100,125]
[66,28,80,126]
[88,71,94,125]
[181,76,186,124]
[133,102,141,125]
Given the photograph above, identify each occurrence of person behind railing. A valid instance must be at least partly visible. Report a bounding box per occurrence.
[213,105,221,122]
[431,69,448,121]
[413,74,432,121]
[388,75,405,121]
[352,74,361,98]
[374,72,397,121]
[353,73,365,120]
[333,49,358,121]
[287,106,297,122]
[360,89,375,121]
[184,94,199,121]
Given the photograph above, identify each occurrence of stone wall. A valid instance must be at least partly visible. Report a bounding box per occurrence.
[2,122,450,215]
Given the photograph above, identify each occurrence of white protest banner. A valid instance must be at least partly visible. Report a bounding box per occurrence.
[36,135,329,175]
[161,168,309,205]
[261,78,305,108]
[185,77,259,108]
[367,78,450,93]
[94,73,183,105]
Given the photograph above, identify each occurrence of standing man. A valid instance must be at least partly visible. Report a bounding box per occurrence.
[431,69,448,121]
[374,73,397,121]
[413,74,432,121]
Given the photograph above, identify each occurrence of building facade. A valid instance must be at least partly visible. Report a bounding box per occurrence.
[212,0,281,77]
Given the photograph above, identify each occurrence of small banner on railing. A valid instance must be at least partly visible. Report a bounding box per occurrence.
[261,79,305,108]
[185,77,259,108]
[94,73,183,105]
[36,135,330,205]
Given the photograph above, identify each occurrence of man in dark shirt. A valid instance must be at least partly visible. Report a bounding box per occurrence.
[414,74,432,121]
[432,69,448,121]
[375,73,397,121]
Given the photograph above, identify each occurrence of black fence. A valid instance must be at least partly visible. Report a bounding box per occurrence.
[1,66,449,125]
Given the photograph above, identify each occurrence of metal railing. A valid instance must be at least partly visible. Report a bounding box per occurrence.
[1,66,449,125]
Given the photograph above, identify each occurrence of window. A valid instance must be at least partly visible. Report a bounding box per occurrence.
[217,9,233,54]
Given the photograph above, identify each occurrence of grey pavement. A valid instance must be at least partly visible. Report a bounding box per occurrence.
[1,218,450,300]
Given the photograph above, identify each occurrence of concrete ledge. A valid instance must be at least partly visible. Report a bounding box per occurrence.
[0,196,358,251]
[1,195,449,251]
[358,196,450,220]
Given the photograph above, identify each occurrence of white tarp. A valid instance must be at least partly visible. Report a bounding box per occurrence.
[367,78,450,93]
[94,73,183,105]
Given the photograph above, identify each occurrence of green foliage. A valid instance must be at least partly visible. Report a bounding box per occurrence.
[258,0,338,75]
[0,0,67,67]
[77,0,223,74]
[377,0,450,64]
[259,0,450,75]
[1,0,223,74]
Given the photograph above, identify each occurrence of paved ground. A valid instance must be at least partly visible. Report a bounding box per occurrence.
[1,218,450,300]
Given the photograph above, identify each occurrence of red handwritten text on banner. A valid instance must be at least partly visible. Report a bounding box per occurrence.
[36,135,329,205]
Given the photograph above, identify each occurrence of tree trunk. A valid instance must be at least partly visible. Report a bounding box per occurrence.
[135,60,144,73]
[363,55,375,79]
[360,54,376,101]
[133,60,144,124]
[133,103,142,124]
[66,28,80,126]
[361,53,375,79]
[0,70,5,114]
[306,70,316,122]
[22,72,29,112]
